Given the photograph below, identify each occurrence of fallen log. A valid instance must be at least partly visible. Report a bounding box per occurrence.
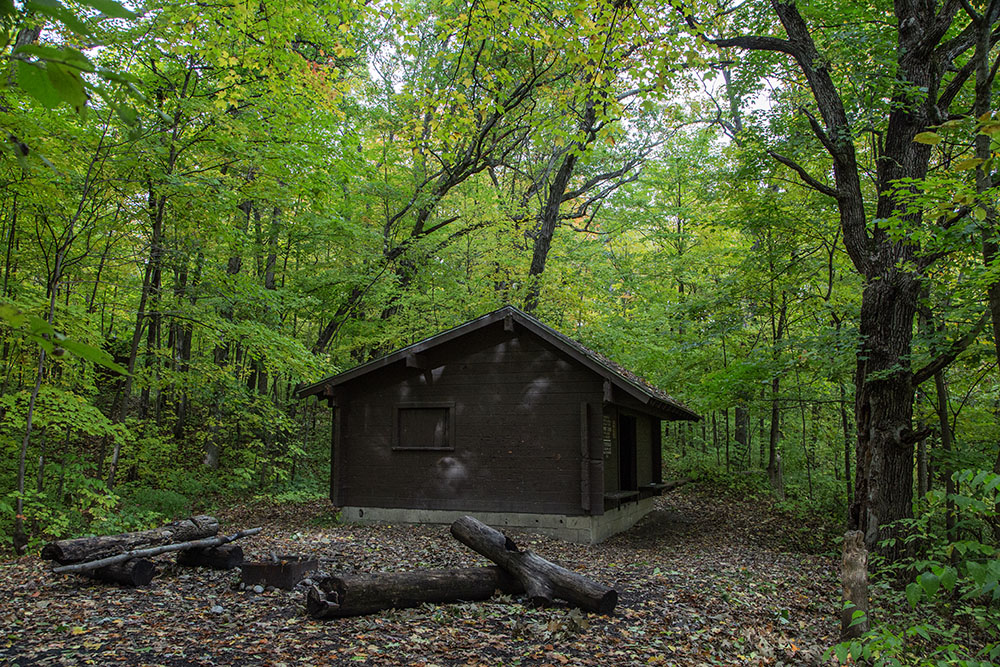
[87,559,157,587]
[306,566,522,619]
[450,516,617,615]
[42,515,220,564]
[177,544,244,570]
[51,527,262,575]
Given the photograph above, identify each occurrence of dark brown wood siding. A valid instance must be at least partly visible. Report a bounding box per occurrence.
[636,414,653,487]
[336,324,604,515]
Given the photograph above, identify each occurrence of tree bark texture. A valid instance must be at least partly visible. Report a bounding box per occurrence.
[305,567,521,619]
[87,559,157,587]
[176,544,244,570]
[450,516,617,615]
[840,530,869,640]
[42,516,219,564]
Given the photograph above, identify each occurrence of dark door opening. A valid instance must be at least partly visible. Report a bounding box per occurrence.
[618,414,637,491]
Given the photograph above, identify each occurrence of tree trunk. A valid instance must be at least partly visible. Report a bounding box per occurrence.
[734,404,749,468]
[851,274,920,559]
[306,567,520,619]
[934,370,957,543]
[839,383,853,507]
[450,516,617,614]
[767,377,783,499]
[42,516,219,564]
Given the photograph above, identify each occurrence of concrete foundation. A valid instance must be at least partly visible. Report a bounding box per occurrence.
[339,497,655,544]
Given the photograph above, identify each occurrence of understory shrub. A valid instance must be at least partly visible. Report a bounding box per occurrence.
[827,469,1000,666]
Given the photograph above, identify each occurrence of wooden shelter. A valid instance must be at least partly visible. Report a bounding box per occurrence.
[297,306,699,542]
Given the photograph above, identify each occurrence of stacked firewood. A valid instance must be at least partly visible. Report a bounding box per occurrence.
[41,515,259,586]
[306,516,618,619]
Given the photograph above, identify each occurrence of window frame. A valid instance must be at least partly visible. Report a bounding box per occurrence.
[392,401,455,451]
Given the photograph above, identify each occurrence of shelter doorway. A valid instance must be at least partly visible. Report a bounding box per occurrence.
[618,414,638,491]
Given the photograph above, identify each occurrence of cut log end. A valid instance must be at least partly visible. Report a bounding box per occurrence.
[595,589,618,616]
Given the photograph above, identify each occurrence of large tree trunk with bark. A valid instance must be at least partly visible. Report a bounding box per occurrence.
[851,274,920,558]
[42,516,219,564]
[450,516,617,614]
[306,567,520,619]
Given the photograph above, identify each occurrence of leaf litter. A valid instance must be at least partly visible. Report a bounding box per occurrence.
[0,487,839,665]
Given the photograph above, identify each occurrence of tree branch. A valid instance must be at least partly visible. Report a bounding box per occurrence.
[912,311,990,386]
[767,151,839,198]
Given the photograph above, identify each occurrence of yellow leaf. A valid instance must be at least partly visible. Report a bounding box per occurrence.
[953,158,984,171]
[913,132,942,145]
[70,626,86,635]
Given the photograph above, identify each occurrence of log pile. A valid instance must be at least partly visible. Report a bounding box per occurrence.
[306,516,617,619]
[42,516,259,587]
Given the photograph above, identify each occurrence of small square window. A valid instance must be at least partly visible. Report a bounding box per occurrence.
[395,404,453,450]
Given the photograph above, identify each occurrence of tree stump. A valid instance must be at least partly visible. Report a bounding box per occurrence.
[841,530,869,639]
[177,544,244,570]
[42,516,220,564]
[87,559,156,587]
[306,566,520,619]
[450,516,617,615]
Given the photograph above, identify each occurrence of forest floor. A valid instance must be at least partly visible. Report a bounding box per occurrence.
[1,485,842,666]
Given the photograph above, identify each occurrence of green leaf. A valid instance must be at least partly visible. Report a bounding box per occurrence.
[17,61,61,109]
[0,303,28,328]
[46,63,88,112]
[79,0,135,19]
[59,46,95,73]
[913,132,942,145]
[940,566,958,591]
[58,339,128,375]
[906,581,922,607]
[26,0,91,35]
[918,571,940,598]
[834,643,849,664]
[115,104,138,126]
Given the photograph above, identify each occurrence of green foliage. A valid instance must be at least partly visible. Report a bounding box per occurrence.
[827,469,1000,666]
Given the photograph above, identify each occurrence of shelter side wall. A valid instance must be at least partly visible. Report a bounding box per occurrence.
[337,325,603,515]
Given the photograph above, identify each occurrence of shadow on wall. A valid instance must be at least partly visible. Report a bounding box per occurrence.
[428,455,471,498]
